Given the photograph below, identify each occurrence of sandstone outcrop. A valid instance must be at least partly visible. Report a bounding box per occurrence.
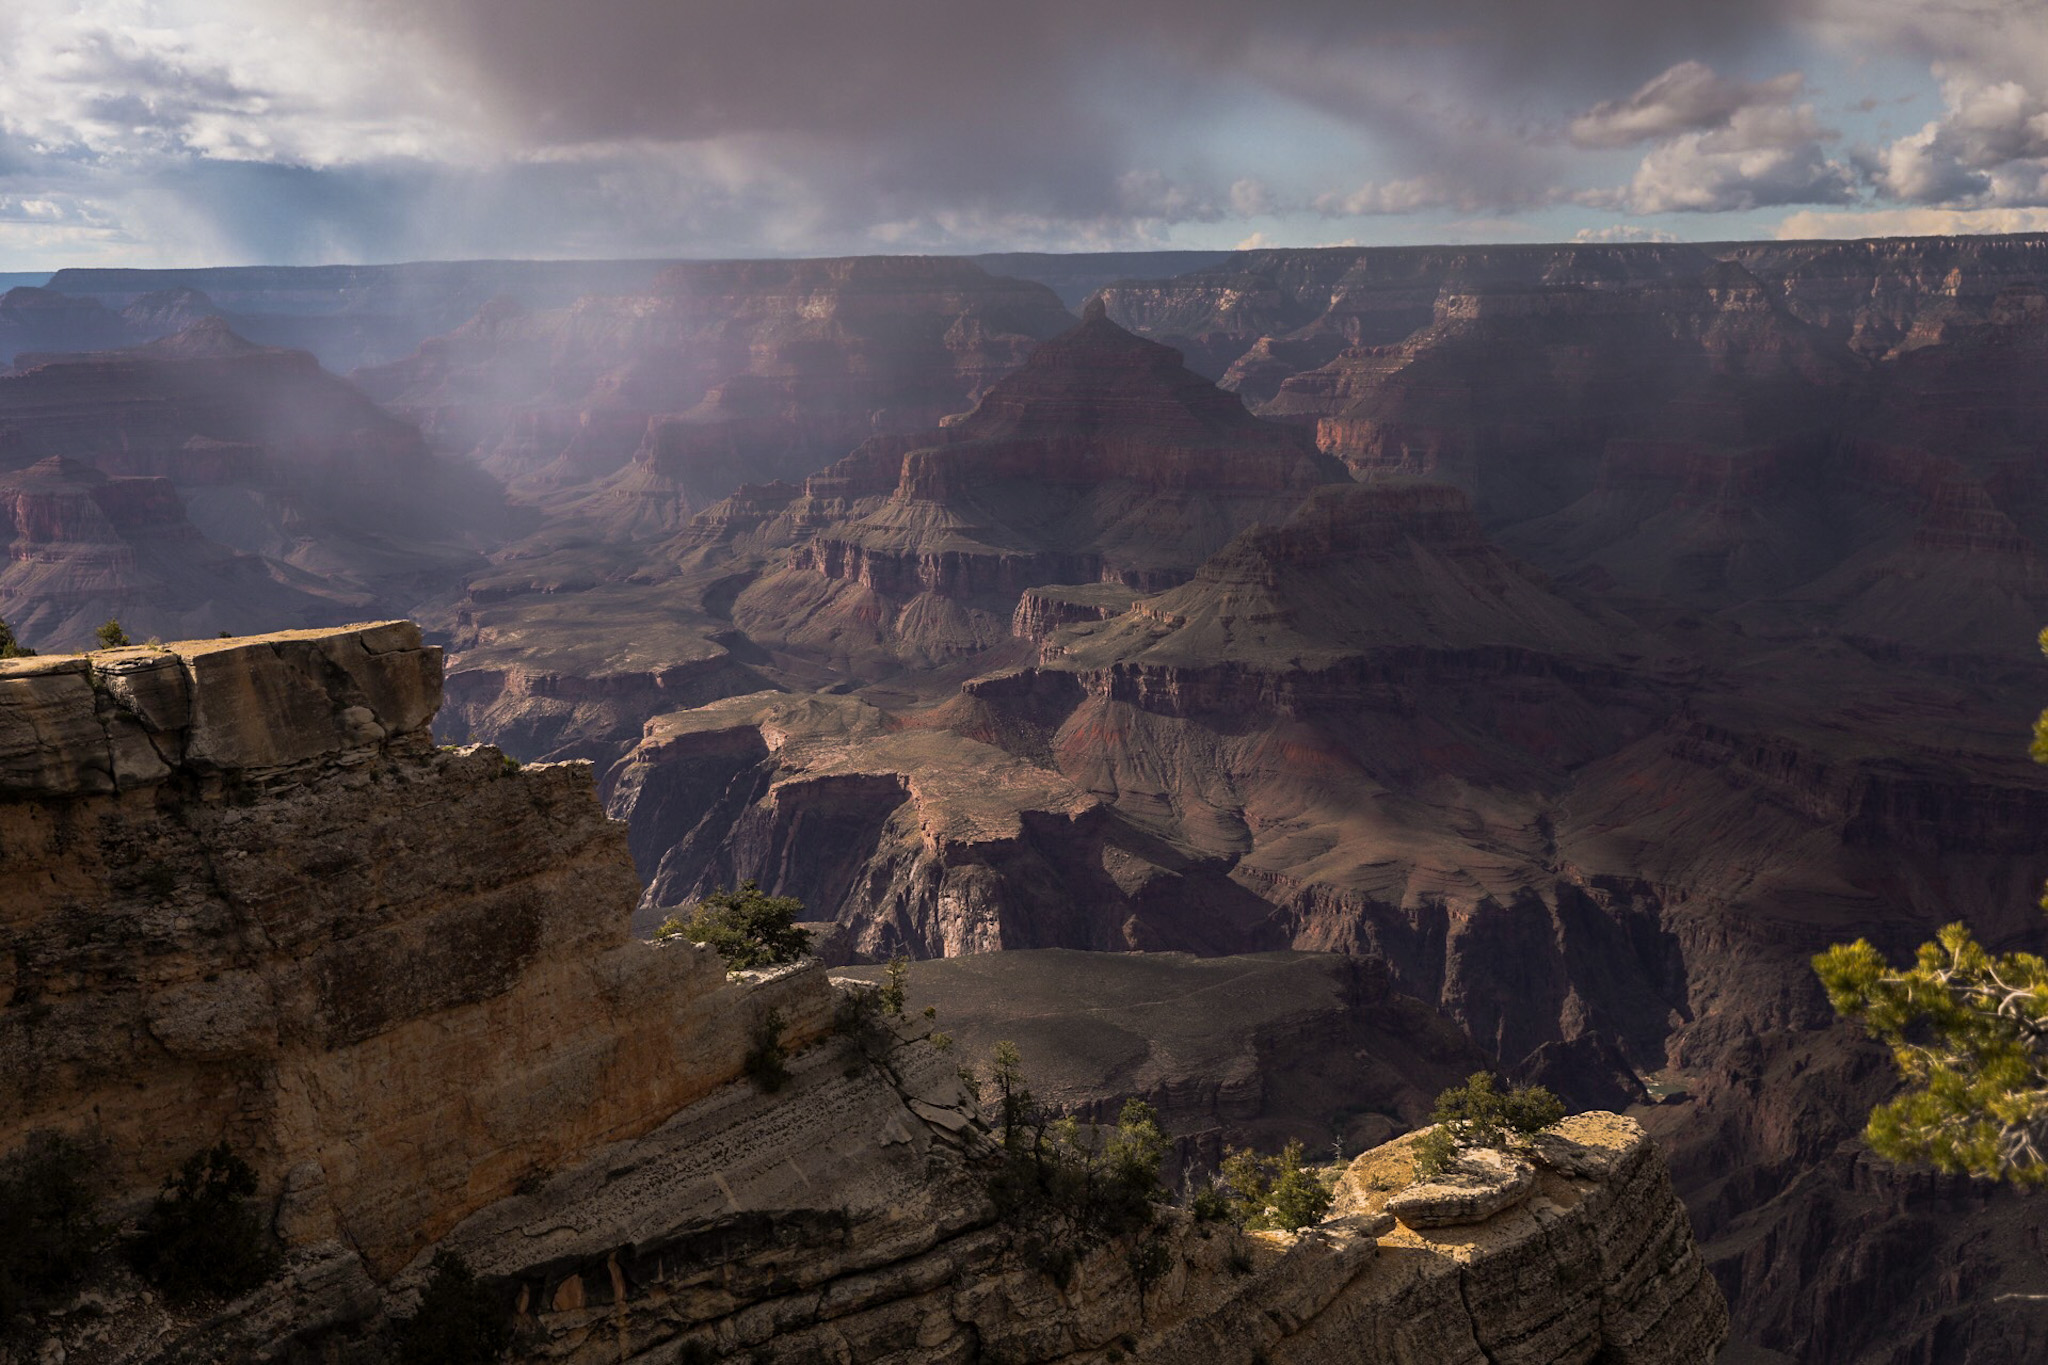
[1324,1115,1728,1364]
[441,1103,1723,1365]
[0,621,836,1279]
[1382,1148,1536,1229]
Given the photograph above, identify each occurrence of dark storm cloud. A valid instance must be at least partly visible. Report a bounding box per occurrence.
[22,0,2040,264]
[359,0,1814,218]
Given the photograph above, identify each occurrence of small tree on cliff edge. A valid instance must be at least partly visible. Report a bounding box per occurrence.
[0,615,33,658]
[1410,1072,1565,1179]
[662,881,812,970]
[1814,624,2048,1184]
[94,618,131,649]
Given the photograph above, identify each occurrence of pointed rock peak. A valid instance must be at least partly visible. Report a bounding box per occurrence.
[1081,295,1109,324]
[948,296,1254,443]
[136,315,262,359]
[1201,481,1484,578]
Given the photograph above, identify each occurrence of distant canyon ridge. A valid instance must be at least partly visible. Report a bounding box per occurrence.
[5,235,2048,1362]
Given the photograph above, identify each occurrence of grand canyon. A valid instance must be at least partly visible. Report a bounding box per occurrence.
[3,231,2045,1363]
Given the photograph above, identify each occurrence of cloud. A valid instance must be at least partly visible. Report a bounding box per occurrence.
[1572,224,1679,242]
[1774,205,2048,238]
[0,0,2041,264]
[1868,69,2048,205]
[1619,135,1858,213]
[1814,0,2048,208]
[1570,62,1858,215]
[1569,60,1808,147]
[1311,176,1510,217]
[0,0,1791,261]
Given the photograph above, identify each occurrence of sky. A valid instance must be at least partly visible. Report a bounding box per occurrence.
[1,0,2045,268]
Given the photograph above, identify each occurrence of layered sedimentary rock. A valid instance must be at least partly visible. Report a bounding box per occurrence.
[0,320,511,644]
[1094,242,1720,379]
[621,464,2048,1359]
[1263,264,1859,525]
[1100,239,2048,665]
[0,455,338,648]
[0,622,835,1279]
[441,1102,1723,1365]
[624,483,1659,962]
[47,259,684,371]
[3,619,1723,1365]
[1720,232,2048,355]
[727,302,1348,672]
[1095,234,2048,385]
[1760,281,2048,659]
[411,261,1085,754]
[431,296,1344,758]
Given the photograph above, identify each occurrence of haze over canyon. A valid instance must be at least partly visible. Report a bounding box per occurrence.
[0,233,2043,1363]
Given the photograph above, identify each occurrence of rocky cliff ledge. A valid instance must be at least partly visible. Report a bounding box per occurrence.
[0,622,834,1282]
[3,623,1723,1362]
[431,1062,1725,1365]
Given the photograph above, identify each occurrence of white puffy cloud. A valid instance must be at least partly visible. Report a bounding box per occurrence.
[1572,224,1679,242]
[0,1,477,167]
[1620,137,1857,213]
[1868,69,2048,205]
[1813,0,2048,208]
[1575,70,1858,215]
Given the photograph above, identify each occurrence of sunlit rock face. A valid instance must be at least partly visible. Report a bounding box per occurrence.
[0,621,834,1281]
[1096,236,2048,384]
[1094,242,1724,380]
